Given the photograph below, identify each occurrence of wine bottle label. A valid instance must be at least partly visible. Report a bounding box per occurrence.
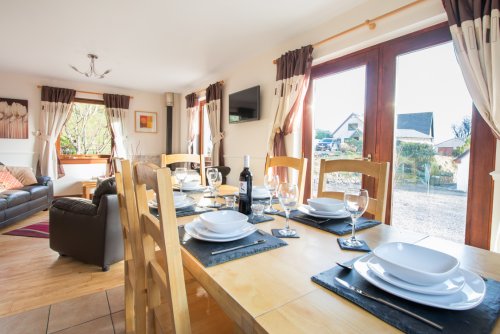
[239,181,247,194]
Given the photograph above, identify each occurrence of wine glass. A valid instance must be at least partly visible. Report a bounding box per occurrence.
[264,173,279,214]
[342,188,369,247]
[206,167,218,196]
[210,172,223,207]
[175,167,188,193]
[277,183,299,236]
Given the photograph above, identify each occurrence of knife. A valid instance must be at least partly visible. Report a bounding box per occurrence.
[334,277,443,331]
[211,239,266,255]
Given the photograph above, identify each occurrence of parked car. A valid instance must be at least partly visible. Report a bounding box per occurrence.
[316,138,334,151]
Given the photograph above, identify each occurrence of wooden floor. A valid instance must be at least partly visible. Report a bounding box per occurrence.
[0,211,124,317]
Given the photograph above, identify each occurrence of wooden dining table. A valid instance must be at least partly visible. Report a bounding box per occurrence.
[176,187,500,333]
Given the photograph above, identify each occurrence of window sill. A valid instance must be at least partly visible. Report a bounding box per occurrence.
[60,155,110,165]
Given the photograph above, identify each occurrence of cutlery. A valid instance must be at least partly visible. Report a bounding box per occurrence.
[336,262,353,270]
[211,239,266,255]
[334,277,443,331]
[299,215,332,224]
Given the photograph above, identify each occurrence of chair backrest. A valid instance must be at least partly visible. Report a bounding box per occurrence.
[134,162,192,334]
[265,155,308,204]
[115,159,147,334]
[161,153,206,186]
[317,159,390,223]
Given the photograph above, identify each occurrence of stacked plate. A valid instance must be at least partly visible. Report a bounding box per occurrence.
[252,186,271,199]
[148,192,197,210]
[184,210,256,242]
[353,242,486,310]
[298,197,350,220]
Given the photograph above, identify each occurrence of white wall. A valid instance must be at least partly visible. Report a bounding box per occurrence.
[0,71,165,195]
[178,0,500,250]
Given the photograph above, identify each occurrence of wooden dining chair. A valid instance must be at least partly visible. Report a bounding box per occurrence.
[115,159,148,334]
[265,155,308,204]
[133,162,192,333]
[161,153,206,186]
[317,159,390,223]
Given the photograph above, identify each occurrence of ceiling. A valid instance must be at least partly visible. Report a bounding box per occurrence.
[0,0,366,93]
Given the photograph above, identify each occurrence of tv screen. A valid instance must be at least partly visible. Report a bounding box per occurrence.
[229,86,260,123]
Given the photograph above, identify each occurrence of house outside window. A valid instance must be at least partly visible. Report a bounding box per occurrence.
[347,123,358,131]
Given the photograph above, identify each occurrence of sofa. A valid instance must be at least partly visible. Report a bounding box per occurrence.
[0,176,53,228]
[49,177,123,271]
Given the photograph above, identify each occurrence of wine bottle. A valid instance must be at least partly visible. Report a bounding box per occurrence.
[238,155,253,215]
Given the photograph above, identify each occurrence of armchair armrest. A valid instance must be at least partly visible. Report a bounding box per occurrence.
[36,176,51,186]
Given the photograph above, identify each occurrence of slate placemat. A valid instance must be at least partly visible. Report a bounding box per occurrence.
[279,210,380,235]
[178,227,287,267]
[247,214,275,224]
[311,259,500,334]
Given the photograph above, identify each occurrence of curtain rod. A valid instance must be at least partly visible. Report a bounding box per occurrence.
[272,0,428,64]
[193,80,225,96]
[36,85,134,99]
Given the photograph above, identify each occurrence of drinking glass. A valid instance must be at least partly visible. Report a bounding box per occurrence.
[342,188,369,247]
[209,172,222,207]
[264,173,279,214]
[225,195,236,209]
[277,183,299,236]
[175,167,188,193]
[206,167,218,196]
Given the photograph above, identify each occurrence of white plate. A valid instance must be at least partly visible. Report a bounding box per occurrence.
[298,205,350,219]
[193,219,256,239]
[354,254,486,310]
[149,197,197,209]
[252,186,271,199]
[367,255,465,295]
[179,184,206,191]
[184,219,256,242]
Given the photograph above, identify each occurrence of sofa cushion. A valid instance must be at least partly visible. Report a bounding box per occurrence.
[0,171,24,192]
[0,198,7,211]
[52,197,98,216]
[21,185,49,200]
[6,166,38,186]
[0,190,31,207]
[92,177,116,206]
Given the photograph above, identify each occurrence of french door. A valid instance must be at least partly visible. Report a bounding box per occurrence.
[303,23,496,249]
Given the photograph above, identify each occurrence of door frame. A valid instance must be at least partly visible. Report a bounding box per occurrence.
[302,23,496,249]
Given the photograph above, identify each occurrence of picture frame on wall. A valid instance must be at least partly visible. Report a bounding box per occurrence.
[135,111,157,133]
[0,97,29,139]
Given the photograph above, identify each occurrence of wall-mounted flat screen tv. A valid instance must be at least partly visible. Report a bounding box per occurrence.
[229,85,260,123]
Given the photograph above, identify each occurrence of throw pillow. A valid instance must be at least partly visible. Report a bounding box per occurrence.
[92,177,117,206]
[6,166,38,186]
[0,171,24,191]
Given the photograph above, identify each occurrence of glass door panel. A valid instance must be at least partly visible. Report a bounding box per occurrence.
[392,42,472,243]
[311,66,366,196]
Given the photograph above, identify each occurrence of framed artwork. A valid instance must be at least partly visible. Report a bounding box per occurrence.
[0,97,29,139]
[135,111,157,133]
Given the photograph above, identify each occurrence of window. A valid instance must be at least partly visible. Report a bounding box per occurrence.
[58,100,111,163]
[348,123,358,131]
[192,100,213,166]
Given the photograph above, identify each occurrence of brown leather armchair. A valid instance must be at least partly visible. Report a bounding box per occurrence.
[49,178,123,271]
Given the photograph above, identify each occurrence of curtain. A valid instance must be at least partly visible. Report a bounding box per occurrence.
[267,45,314,180]
[186,93,198,154]
[103,94,130,175]
[37,86,76,179]
[206,82,224,166]
[443,0,500,138]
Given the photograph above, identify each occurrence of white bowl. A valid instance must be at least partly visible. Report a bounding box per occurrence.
[307,198,344,212]
[199,210,248,233]
[183,180,200,187]
[252,186,270,198]
[373,242,460,286]
[173,192,187,205]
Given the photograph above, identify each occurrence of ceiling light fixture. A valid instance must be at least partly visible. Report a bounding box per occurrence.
[70,53,111,79]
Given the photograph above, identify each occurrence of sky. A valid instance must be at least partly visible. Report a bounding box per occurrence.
[313,42,472,144]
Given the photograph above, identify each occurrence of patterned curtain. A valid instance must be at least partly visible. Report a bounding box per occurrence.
[103,94,130,175]
[267,45,314,180]
[186,93,198,153]
[443,0,500,138]
[206,82,224,166]
[37,86,76,179]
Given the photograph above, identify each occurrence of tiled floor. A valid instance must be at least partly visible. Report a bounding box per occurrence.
[0,286,125,334]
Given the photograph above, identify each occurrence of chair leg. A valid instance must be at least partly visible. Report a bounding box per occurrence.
[102,265,110,272]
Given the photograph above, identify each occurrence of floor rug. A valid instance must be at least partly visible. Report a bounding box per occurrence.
[4,221,49,238]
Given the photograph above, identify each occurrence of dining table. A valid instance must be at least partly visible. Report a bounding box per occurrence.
[175,185,500,333]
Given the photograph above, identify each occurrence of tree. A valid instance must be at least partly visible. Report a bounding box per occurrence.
[452,117,471,141]
[315,129,332,140]
[394,141,435,184]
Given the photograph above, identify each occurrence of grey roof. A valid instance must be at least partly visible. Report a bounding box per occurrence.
[397,112,434,138]
[435,138,465,148]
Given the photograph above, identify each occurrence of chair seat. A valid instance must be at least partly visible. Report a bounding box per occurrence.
[52,197,97,216]
[22,185,49,200]
[0,190,30,208]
